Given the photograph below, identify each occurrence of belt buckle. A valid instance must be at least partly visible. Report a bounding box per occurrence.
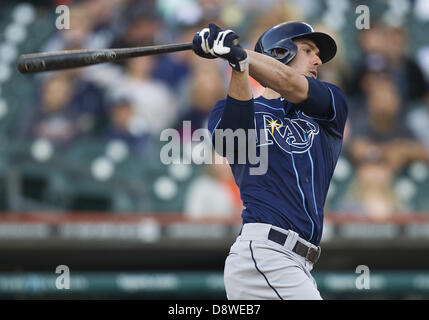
[306,246,321,264]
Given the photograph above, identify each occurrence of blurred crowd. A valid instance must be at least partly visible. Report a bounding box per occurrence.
[4,0,429,219]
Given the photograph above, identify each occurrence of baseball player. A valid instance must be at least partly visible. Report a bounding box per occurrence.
[192,22,348,299]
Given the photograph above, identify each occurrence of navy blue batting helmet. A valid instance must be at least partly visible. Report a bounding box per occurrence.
[255,21,337,65]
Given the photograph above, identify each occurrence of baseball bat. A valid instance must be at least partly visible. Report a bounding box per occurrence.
[17,42,193,74]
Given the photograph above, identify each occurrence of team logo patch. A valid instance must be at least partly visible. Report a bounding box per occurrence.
[256,112,319,154]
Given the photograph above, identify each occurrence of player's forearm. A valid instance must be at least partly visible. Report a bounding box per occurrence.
[227,68,253,101]
[246,50,308,103]
[220,68,254,132]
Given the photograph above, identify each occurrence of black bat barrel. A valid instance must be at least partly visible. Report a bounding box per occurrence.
[17,43,193,74]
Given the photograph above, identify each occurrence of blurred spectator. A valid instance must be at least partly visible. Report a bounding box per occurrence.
[349,76,429,172]
[337,159,408,220]
[406,93,429,152]
[246,2,303,50]
[109,56,178,137]
[346,23,389,97]
[175,58,226,139]
[19,73,78,146]
[43,2,112,52]
[152,54,191,93]
[79,0,122,48]
[111,1,162,48]
[383,25,428,102]
[351,75,411,140]
[184,151,242,220]
[19,71,106,146]
[106,98,149,155]
[64,68,108,136]
[198,0,227,23]
[347,23,428,102]
[152,25,202,92]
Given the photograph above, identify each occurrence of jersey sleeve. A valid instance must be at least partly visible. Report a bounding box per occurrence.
[208,96,255,136]
[298,77,348,138]
[207,99,226,139]
[207,96,255,157]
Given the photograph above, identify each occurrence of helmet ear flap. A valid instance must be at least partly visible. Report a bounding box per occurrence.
[265,39,297,65]
[255,41,264,55]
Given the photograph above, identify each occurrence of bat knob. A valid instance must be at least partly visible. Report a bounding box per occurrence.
[17,55,46,74]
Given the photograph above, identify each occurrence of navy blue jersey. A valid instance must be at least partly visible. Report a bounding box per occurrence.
[208,78,348,246]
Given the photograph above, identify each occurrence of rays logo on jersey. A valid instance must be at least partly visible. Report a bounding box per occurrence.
[256,112,319,154]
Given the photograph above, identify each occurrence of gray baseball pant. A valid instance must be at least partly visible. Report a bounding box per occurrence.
[224,223,322,300]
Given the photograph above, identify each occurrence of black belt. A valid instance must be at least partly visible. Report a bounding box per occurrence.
[268,228,321,264]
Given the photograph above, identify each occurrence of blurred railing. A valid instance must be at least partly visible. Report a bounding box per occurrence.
[0,270,428,299]
[0,212,429,243]
[0,212,429,298]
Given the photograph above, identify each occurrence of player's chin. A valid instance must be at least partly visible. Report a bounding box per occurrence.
[307,71,317,79]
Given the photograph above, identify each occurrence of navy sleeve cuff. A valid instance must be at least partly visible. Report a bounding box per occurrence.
[299,77,332,118]
[226,95,254,106]
[217,95,255,131]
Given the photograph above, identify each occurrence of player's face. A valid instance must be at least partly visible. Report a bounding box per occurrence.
[288,39,322,79]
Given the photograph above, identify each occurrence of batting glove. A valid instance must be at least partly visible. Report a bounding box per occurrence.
[192,23,249,72]
[208,23,249,72]
[192,28,217,60]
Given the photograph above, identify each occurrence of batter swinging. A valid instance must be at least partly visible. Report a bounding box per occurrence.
[192,21,348,300]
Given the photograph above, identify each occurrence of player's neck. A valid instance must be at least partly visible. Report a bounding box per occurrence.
[261,88,281,100]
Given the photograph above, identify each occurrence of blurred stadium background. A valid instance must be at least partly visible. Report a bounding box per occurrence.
[0,0,429,299]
